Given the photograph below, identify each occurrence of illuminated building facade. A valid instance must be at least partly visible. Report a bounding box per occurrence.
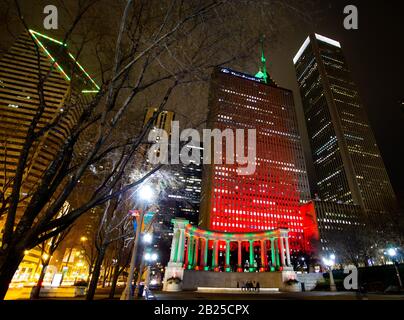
[0,30,98,195]
[294,34,398,230]
[141,108,203,264]
[299,200,363,257]
[199,65,311,253]
[0,30,98,284]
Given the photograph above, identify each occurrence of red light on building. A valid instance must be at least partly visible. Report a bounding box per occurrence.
[199,68,311,252]
[299,202,320,254]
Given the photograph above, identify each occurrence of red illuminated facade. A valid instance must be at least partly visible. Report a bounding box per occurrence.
[199,67,311,253]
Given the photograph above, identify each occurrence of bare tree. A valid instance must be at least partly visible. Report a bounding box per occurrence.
[0,0,318,299]
[31,225,72,299]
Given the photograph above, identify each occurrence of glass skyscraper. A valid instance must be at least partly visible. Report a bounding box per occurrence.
[294,34,398,231]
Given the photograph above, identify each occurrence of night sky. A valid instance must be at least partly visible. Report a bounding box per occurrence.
[264,0,404,199]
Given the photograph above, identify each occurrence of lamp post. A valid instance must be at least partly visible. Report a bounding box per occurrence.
[142,252,158,299]
[387,248,403,289]
[121,184,154,300]
[323,254,337,292]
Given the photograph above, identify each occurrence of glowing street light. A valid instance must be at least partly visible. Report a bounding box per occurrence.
[138,184,154,202]
[121,184,155,300]
[388,248,397,258]
[144,252,158,262]
[143,233,153,244]
[386,247,402,288]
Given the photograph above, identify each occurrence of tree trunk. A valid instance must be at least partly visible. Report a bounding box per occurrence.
[31,260,49,299]
[109,264,120,299]
[102,265,108,288]
[86,261,94,284]
[0,246,25,300]
[86,246,106,300]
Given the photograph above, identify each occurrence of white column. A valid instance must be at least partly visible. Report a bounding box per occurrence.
[279,237,285,266]
[285,237,291,266]
[169,229,179,262]
[271,239,276,268]
[177,229,185,263]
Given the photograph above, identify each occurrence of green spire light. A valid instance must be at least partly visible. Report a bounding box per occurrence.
[255,35,268,84]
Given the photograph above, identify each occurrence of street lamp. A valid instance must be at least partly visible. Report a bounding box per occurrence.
[387,248,403,289]
[388,248,397,258]
[322,254,337,292]
[121,184,155,300]
[143,233,153,244]
[144,252,158,262]
[138,185,154,202]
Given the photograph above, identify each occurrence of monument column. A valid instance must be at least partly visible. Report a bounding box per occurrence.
[260,239,267,271]
[212,240,218,270]
[186,235,194,267]
[270,238,276,268]
[275,238,280,267]
[169,229,179,263]
[184,234,189,267]
[179,229,187,263]
[279,237,285,267]
[285,237,291,267]
[249,240,254,272]
[193,237,199,269]
[225,240,231,272]
[237,241,242,272]
[203,238,209,270]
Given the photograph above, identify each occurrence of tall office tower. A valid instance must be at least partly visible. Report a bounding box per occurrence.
[0,30,98,199]
[141,108,203,264]
[199,50,311,252]
[294,34,398,230]
[0,30,98,283]
[143,107,175,133]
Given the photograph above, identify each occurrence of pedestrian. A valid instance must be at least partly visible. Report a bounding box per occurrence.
[256,281,260,292]
[252,281,256,291]
[237,281,239,289]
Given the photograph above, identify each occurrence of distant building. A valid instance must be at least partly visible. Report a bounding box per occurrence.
[294,34,398,234]
[299,200,363,259]
[141,108,203,265]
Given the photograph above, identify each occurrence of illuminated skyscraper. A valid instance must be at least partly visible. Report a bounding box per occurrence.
[199,59,311,252]
[294,34,398,230]
[140,108,203,264]
[0,30,98,198]
[0,30,98,283]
